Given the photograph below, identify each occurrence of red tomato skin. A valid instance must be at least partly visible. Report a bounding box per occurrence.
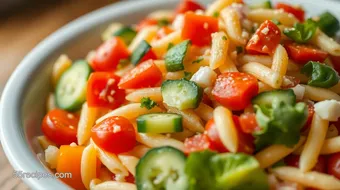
[182,12,218,46]
[246,20,281,55]
[330,55,340,74]
[205,119,229,152]
[156,26,174,39]
[175,0,205,14]
[328,153,340,179]
[239,113,261,134]
[139,49,157,64]
[41,109,78,145]
[276,3,305,22]
[284,42,328,64]
[136,18,158,32]
[118,60,163,89]
[184,134,217,154]
[202,93,213,107]
[87,72,125,109]
[301,102,314,132]
[212,72,259,111]
[91,116,136,154]
[91,37,130,72]
[285,154,327,173]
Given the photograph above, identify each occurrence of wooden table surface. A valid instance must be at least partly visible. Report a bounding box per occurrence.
[0,0,116,189]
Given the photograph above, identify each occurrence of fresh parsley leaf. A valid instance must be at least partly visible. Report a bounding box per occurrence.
[222,36,227,40]
[140,97,158,110]
[184,71,192,80]
[283,19,317,43]
[167,43,174,50]
[271,19,281,25]
[213,12,219,18]
[236,46,243,54]
[157,19,170,27]
[192,57,204,64]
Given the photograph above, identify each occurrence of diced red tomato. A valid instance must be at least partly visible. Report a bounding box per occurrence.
[212,72,259,111]
[284,42,328,64]
[239,112,261,134]
[175,0,205,14]
[136,18,158,32]
[156,26,174,39]
[281,76,300,89]
[184,133,217,154]
[284,154,327,173]
[301,101,315,132]
[202,93,213,107]
[139,49,158,64]
[275,3,305,22]
[91,37,130,72]
[87,72,125,109]
[182,12,218,46]
[330,55,340,74]
[91,116,136,154]
[246,20,281,55]
[41,109,79,146]
[118,60,163,89]
[328,153,340,179]
[205,117,255,154]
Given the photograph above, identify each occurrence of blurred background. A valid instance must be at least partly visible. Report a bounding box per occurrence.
[0,0,117,189]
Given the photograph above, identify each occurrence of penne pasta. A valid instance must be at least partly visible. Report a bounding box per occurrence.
[44,145,59,169]
[165,71,185,80]
[271,44,289,79]
[209,32,229,69]
[213,106,238,152]
[321,136,340,154]
[272,166,340,190]
[153,60,167,74]
[125,87,162,103]
[129,26,158,52]
[96,103,163,124]
[117,155,139,176]
[37,135,56,150]
[166,106,205,133]
[78,103,100,145]
[81,144,97,189]
[300,114,329,172]
[302,85,340,101]
[170,129,196,141]
[218,56,238,73]
[255,137,305,169]
[326,124,339,138]
[205,0,242,16]
[127,145,151,158]
[248,9,299,26]
[151,30,183,57]
[258,81,274,93]
[52,54,72,88]
[147,10,174,20]
[240,62,281,88]
[220,8,246,45]
[238,54,300,71]
[312,29,340,56]
[194,103,214,122]
[136,132,185,152]
[90,179,137,190]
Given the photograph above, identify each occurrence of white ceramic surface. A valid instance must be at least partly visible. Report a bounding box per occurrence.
[1,0,340,189]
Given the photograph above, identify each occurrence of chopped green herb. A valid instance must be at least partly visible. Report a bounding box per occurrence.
[301,61,339,88]
[167,43,174,50]
[140,97,158,110]
[271,19,281,25]
[318,12,340,37]
[236,46,243,54]
[213,12,219,18]
[192,57,204,64]
[222,36,227,40]
[283,19,317,44]
[157,19,169,27]
[184,71,192,80]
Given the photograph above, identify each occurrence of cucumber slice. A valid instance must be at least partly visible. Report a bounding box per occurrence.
[250,1,272,9]
[161,79,203,110]
[136,146,188,190]
[56,60,92,111]
[137,113,183,133]
[131,40,151,65]
[252,89,296,108]
[113,26,137,45]
[165,40,191,72]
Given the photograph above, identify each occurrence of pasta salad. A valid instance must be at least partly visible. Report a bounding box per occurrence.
[38,0,340,189]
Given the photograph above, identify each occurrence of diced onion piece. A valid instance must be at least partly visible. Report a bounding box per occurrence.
[190,66,217,88]
[290,84,305,100]
[314,100,340,121]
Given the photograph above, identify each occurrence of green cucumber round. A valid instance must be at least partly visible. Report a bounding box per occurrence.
[137,113,183,133]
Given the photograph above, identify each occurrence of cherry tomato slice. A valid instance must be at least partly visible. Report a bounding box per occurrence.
[41,109,78,145]
[175,0,205,14]
[184,134,217,154]
[284,42,328,64]
[205,119,228,152]
[239,112,261,134]
[118,60,163,89]
[276,3,305,22]
[91,37,130,72]
[212,72,259,111]
[328,153,340,179]
[87,72,125,109]
[91,116,136,154]
[330,55,340,74]
[285,154,327,173]
[301,101,314,132]
[246,20,281,55]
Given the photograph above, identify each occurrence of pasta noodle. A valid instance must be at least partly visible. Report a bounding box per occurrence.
[255,137,305,169]
[166,106,205,133]
[321,136,340,155]
[300,114,329,172]
[37,135,56,150]
[209,32,229,69]
[151,30,183,57]
[272,166,340,190]
[220,8,246,45]
[117,155,139,176]
[125,87,162,102]
[258,82,274,93]
[153,60,167,74]
[147,10,174,20]
[90,179,137,190]
[218,56,238,73]
[302,85,340,101]
[136,132,185,152]
[312,29,340,56]
[44,145,59,169]
[78,103,100,145]
[205,0,242,16]
[129,26,158,52]
[81,144,97,189]
[194,103,214,122]
[330,82,340,94]
[127,145,151,158]
[170,129,196,141]
[326,124,338,139]
[248,9,299,26]
[165,71,185,80]
[213,106,238,153]
[271,44,289,79]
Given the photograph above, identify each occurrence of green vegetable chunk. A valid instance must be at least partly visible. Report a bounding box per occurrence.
[165,40,191,72]
[161,79,203,110]
[318,12,340,37]
[301,61,339,88]
[185,150,269,190]
[56,60,92,111]
[250,0,272,9]
[137,113,183,133]
[252,89,308,150]
[136,146,188,190]
[112,26,137,45]
[140,97,158,110]
[131,40,152,65]
[283,19,317,43]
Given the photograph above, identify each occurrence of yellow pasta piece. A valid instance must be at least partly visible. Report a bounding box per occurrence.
[255,137,305,169]
[205,0,242,16]
[213,106,238,152]
[154,60,167,74]
[194,103,214,122]
[81,144,97,189]
[170,129,196,141]
[272,44,289,78]
[248,9,299,26]
[326,124,339,139]
[101,23,123,41]
[78,103,100,145]
[238,55,300,71]
[321,136,340,154]
[151,30,183,58]
[96,103,163,124]
[210,32,229,69]
[52,54,72,87]
[129,26,158,52]
[44,145,59,169]
[147,10,174,20]
[125,87,162,103]
[136,133,185,152]
[165,71,185,80]
[240,62,281,88]
[220,8,246,45]
[90,179,137,190]
[272,166,340,190]
[37,136,56,150]
[302,85,340,101]
[330,82,340,94]
[300,114,329,172]
[166,106,204,133]
[312,29,340,56]
[258,81,274,93]
[127,145,151,158]
[117,155,139,176]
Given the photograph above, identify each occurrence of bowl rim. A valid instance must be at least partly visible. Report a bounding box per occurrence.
[0,0,178,189]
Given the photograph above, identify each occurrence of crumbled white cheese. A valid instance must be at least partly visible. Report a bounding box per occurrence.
[45,145,59,169]
[252,34,259,43]
[190,66,217,88]
[70,142,77,147]
[314,100,340,121]
[172,14,184,30]
[291,84,305,100]
[261,27,269,35]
